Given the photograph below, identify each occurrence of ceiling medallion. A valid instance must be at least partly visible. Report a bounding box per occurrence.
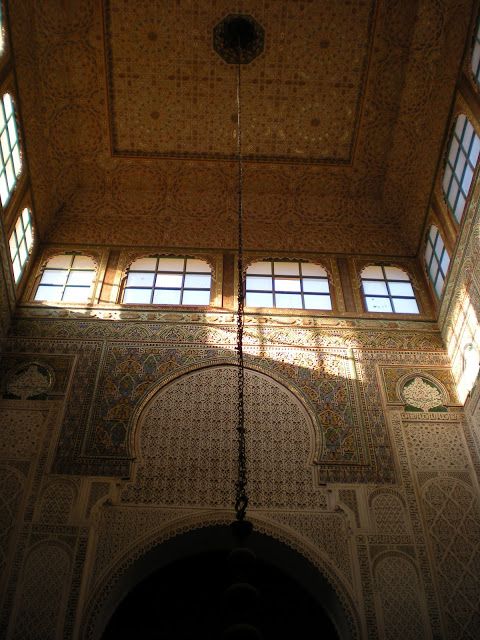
[213,14,265,64]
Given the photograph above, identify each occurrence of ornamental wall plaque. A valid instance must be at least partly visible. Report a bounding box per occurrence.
[5,362,54,400]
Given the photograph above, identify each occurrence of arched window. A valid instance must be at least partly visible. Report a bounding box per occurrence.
[472,17,480,88]
[361,265,419,314]
[442,115,480,223]
[123,256,211,305]
[245,260,332,310]
[0,93,21,207]
[9,207,33,283]
[35,254,96,302]
[425,225,450,299]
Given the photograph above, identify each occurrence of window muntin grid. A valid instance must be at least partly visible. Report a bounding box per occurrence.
[0,93,21,207]
[472,16,480,88]
[442,115,480,223]
[361,265,419,314]
[123,256,211,306]
[35,254,96,303]
[8,207,33,283]
[425,225,450,299]
[245,260,332,310]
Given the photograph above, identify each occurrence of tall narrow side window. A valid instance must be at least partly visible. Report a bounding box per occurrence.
[0,94,21,207]
[35,254,96,303]
[361,265,419,314]
[122,256,212,305]
[442,115,480,223]
[245,260,332,310]
[424,225,450,299]
[9,207,33,283]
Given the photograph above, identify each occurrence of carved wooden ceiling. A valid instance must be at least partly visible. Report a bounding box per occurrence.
[8,0,474,254]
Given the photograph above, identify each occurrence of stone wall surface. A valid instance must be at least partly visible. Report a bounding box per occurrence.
[0,307,478,639]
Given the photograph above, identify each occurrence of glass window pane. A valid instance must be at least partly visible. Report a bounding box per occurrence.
[304,294,332,310]
[392,298,419,314]
[3,94,12,118]
[275,293,302,308]
[186,259,210,273]
[455,151,466,177]
[25,225,33,249]
[8,118,16,146]
[129,257,157,271]
[123,288,151,304]
[246,292,273,307]
[274,278,301,292]
[41,269,68,285]
[184,274,211,289]
[440,251,450,274]
[13,256,21,281]
[462,164,473,194]
[448,180,459,210]
[12,145,21,174]
[429,226,437,242]
[9,234,16,257]
[1,130,9,159]
[435,273,445,297]
[155,273,183,288]
[442,166,452,193]
[153,289,181,304]
[365,296,392,313]
[361,265,383,279]
[388,281,414,297]
[301,263,327,277]
[0,174,8,204]
[157,257,184,272]
[429,255,439,281]
[62,286,91,302]
[471,134,480,164]
[450,136,459,162]
[384,266,409,280]
[435,234,444,254]
[67,270,94,286]
[18,240,27,263]
[273,262,299,276]
[425,242,433,265]
[126,271,155,287]
[35,285,63,301]
[247,261,272,275]
[182,290,210,305]
[72,255,95,269]
[455,193,466,221]
[362,280,388,295]
[246,276,272,291]
[22,207,30,226]
[46,254,72,268]
[6,158,15,188]
[303,278,329,293]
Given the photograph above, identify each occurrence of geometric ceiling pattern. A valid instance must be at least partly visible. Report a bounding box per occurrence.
[8,0,474,255]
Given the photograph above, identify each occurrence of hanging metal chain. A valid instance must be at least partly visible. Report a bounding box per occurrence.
[234,54,248,522]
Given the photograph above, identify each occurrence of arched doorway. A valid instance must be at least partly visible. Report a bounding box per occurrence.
[94,525,355,640]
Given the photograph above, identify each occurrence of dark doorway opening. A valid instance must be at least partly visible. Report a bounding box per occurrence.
[102,548,339,639]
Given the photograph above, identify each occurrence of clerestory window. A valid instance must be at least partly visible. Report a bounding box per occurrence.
[425,225,450,299]
[35,254,96,303]
[361,265,419,314]
[122,256,212,305]
[442,115,480,223]
[245,260,332,310]
[0,93,21,207]
[9,207,33,283]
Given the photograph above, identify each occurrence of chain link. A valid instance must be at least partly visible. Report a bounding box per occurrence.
[234,55,248,522]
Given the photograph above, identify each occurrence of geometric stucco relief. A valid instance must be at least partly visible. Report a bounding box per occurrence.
[121,365,327,510]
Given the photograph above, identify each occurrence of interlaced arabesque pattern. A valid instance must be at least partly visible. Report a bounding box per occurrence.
[0,467,23,576]
[122,366,324,509]
[375,556,426,640]
[404,422,468,469]
[13,544,71,640]
[372,493,409,535]
[423,478,480,640]
[0,409,45,459]
[38,481,75,524]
